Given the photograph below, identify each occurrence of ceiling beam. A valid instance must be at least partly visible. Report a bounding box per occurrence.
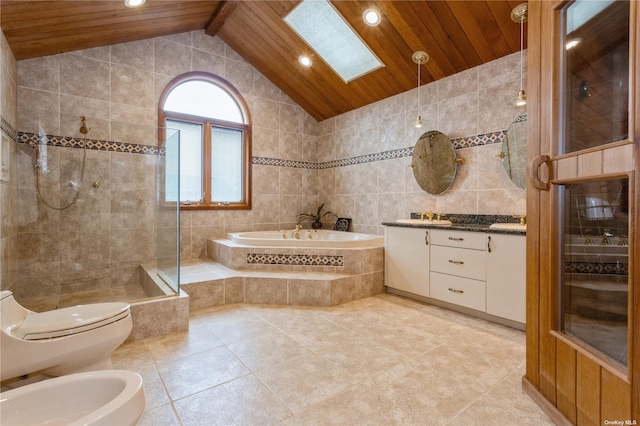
[205,0,240,36]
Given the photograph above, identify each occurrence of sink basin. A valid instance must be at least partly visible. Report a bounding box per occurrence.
[489,223,527,231]
[0,370,145,426]
[396,218,453,226]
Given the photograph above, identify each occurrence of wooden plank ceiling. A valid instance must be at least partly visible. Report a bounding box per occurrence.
[1,0,527,121]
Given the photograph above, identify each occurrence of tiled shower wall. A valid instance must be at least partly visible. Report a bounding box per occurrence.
[11,31,322,304]
[0,26,18,294]
[7,28,525,303]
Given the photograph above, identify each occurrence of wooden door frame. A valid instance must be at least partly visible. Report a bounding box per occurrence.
[524,0,639,422]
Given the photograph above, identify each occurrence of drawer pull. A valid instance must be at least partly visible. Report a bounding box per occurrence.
[448,260,464,265]
[425,230,429,245]
[448,288,464,294]
[448,237,464,241]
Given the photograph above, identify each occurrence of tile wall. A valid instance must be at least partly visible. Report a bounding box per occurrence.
[0,26,18,294]
[11,31,322,304]
[7,28,526,303]
[316,51,527,235]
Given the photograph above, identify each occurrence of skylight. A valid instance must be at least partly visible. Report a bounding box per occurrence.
[284,0,384,83]
[566,0,615,33]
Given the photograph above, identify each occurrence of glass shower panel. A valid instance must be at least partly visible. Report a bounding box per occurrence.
[156,128,180,294]
[559,177,629,369]
[561,0,629,153]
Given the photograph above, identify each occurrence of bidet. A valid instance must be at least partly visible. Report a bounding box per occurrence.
[0,370,145,426]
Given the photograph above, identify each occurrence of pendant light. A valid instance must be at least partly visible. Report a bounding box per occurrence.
[412,51,429,128]
[511,3,528,107]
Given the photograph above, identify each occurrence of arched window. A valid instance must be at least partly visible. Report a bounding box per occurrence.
[159,72,251,210]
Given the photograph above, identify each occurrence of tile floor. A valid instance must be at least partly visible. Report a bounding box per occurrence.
[111,293,553,425]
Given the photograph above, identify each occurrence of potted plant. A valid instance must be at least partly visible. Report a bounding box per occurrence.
[297,203,337,229]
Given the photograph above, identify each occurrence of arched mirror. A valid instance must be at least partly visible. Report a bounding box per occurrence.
[411,130,461,195]
[499,115,527,189]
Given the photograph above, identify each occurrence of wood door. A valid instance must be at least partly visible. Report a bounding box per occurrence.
[525,0,639,423]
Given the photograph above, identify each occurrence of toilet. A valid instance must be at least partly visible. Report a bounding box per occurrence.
[0,290,133,382]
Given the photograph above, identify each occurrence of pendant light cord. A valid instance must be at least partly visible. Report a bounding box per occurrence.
[417,61,421,114]
[520,16,524,91]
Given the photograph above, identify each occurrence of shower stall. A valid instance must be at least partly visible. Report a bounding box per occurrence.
[13,123,180,311]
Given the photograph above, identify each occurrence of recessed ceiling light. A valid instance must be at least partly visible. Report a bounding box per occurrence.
[124,0,145,8]
[363,9,381,26]
[298,55,312,67]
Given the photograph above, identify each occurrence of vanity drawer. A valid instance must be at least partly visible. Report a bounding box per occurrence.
[430,272,486,312]
[430,230,486,250]
[430,246,486,281]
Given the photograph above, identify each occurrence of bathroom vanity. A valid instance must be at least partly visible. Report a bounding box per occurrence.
[384,218,525,329]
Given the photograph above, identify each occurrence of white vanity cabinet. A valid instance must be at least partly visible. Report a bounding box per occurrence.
[385,226,430,297]
[384,224,526,328]
[486,233,526,323]
[429,229,487,311]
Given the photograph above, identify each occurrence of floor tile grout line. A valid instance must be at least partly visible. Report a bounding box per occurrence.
[124,294,541,425]
[441,361,527,426]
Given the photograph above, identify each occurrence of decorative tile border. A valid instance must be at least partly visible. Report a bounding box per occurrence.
[318,147,413,169]
[17,132,159,155]
[451,130,505,149]
[513,114,527,124]
[246,253,344,267]
[252,157,317,169]
[8,114,526,169]
[565,261,628,275]
[0,116,18,142]
[253,129,508,170]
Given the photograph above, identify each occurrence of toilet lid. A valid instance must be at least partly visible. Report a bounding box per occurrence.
[13,303,130,340]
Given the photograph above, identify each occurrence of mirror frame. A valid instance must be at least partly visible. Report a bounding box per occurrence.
[500,114,527,190]
[411,130,460,195]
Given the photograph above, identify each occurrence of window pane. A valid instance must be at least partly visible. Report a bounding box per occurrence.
[166,119,203,203]
[163,127,180,203]
[210,127,243,202]
[559,177,629,369]
[164,81,243,123]
[561,0,629,153]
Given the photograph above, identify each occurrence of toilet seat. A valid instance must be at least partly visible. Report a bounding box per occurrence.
[12,303,130,340]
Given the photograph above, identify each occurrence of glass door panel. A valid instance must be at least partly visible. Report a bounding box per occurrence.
[559,177,629,369]
[561,0,630,153]
[156,128,180,294]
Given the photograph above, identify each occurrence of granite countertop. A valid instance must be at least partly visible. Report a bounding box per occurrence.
[382,214,526,235]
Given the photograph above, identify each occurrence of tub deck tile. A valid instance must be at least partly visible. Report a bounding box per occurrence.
[176,259,383,310]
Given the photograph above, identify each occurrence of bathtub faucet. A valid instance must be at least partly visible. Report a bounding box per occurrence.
[280,230,287,239]
[294,224,302,239]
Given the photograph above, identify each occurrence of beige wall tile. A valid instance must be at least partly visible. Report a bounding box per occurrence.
[111,64,154,108]
[17,55,59,92]
[191,30,226,56]
[111,39,154,71]
[59,53,110,101]
[153,37,191,77]
[280,130,303,161]
[17,87,59,134]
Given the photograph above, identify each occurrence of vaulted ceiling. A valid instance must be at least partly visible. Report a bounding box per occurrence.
[1,0,527,121]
